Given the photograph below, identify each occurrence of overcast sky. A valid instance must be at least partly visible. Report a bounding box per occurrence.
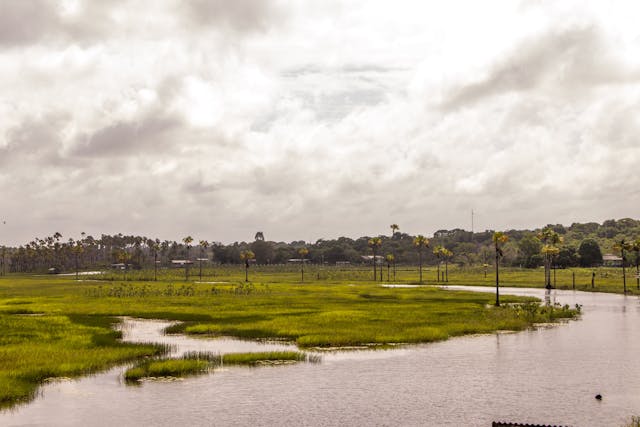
[2,0,640,245]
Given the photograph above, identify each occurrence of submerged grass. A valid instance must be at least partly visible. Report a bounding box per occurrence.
[124,359,210,381]
[0,270,582,408]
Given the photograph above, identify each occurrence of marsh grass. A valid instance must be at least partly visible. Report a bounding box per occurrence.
[0,271,582,408]
[124,351,312,382]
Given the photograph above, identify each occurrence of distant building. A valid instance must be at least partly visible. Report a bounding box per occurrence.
[287,258,309,263]
[602,254,623,267]
[361,255,384,265]
[171,260,194,268]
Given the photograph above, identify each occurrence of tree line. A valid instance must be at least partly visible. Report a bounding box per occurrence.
[2,218,640,276]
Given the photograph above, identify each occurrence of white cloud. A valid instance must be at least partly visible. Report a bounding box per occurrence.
[1,0,640,244]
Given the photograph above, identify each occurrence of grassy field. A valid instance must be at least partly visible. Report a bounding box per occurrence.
[0,266,594,408]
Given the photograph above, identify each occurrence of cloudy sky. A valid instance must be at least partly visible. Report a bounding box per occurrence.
[2,0,640,245]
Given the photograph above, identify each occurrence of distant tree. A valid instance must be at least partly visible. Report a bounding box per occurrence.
[518,235,542,268]
[578,239,603,267]
[537,228,563,289]
[368,237,382,281]
[385,253,394,281]
[413,235,430,284]
[442,248,453,282]
[433,246,444,282]
[493,232,509,306]
[390,224,399,239]
[182,236,193,280]
[240,250,255,282]
[255,231,265,241]
[251,239,274,264]
[555,246,578,268]
[198,240,209,281]
[149,239,160,281]
[613,238,632,293]
[631,239,640,290]
[116,249,131,281]
[71,240,84,280]
[298,247,309,282]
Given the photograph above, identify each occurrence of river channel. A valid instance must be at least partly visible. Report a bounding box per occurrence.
[1,287,638,426]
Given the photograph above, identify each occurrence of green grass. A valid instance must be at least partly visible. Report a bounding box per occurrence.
[0,267,587,408]
[221,351,307,365]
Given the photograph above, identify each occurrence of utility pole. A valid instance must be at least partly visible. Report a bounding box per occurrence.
[471,210,474,234]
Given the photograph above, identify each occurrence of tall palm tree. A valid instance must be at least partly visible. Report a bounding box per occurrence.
[632,239,640,290]
[537,228,563,289]
[298,247,309,282]
[199,240,209,281]
[613,238,632,293]
[182,236,193,281]
[413,235,430,284]
[390,224,399,238]
[493,231,509,306]
[368,237,382,281]
[240,250,255,282]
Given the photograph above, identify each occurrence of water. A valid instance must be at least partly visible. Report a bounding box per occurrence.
[1,287,639,426]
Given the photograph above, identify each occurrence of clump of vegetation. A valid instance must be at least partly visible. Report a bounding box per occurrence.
[622,416,640,427]
[124,359,210,382]
[124,351,312,382]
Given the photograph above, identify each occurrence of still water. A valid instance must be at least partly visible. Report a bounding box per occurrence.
[1,287,639,426]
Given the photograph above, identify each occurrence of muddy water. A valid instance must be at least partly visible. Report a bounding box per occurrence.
[1,287,639,426]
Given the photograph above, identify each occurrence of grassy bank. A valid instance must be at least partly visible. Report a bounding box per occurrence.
[0,272,581,408]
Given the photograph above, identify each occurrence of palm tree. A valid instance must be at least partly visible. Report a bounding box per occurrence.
[71,240,84,280]
[433,246,443,282]
[413,235,430,284]
[613,238,632,293]
[149,239,160,281]
[493,231,509,306]
[298,247,309,282]
[537,228,563,289]
[199,240,209,281]
[390,224,399,280]
[632,239,640,290]
[368,237,382,281]
[385,253,394,281]
[116,249,131,281]
[442,248,453,282]
[182,236,193,281]
[240,250,255,282]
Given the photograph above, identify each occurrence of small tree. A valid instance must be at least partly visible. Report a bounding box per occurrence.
[493,231,509,306]
[385,253,394,281]
[199,240,209,281]
[71,240,84,281]
[116,249,131,281]
[433,246,443,282]
[182,236,193,280]
[537,228,563,289]
[298,247,309,282]
[413,235,430,284]
[613,238,632,293]
[149,239,160,281]
[240,250,255,282]
[368,237,382,281]
[442,248,453,282]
